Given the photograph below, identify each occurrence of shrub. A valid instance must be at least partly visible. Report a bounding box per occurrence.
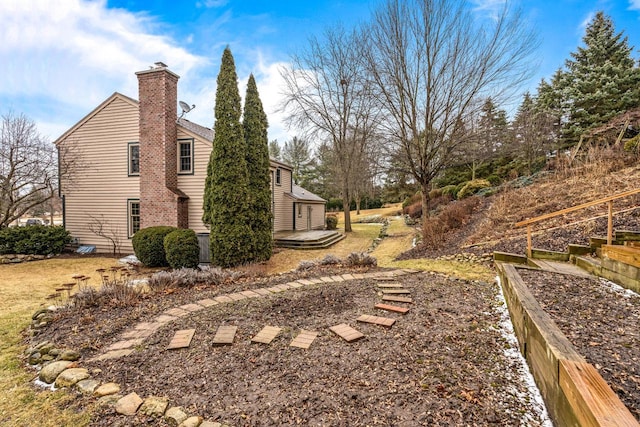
[319,254,341,265]
[164,229,200,269]
[402,192,422,209]
[326,214,338,230]
[457,179,491,199]
[428,188,443,199]
[345,252,377,267]
[132,226,177,267]
[405,201,422,218]
[440,185,458,198]
[0,225,71,255]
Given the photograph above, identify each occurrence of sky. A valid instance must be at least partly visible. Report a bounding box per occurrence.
[2,0,640,145]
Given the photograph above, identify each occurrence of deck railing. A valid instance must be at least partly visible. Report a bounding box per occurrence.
[515,188,640,257]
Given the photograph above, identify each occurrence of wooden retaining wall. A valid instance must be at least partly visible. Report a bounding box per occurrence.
[497,263,638,427]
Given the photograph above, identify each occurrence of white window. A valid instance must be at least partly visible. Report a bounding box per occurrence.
[128,142,140,176]
[128,200,140,237]
[178,139,194,174]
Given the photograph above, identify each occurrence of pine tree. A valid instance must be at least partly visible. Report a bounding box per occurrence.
[561,12,640,143]
[282,136,315,185]
[243,74,273,262]
[268,139,281,160]
[512,92,556,173]
[203,47,253,267]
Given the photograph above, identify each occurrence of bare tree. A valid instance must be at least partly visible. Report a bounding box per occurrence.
[280,25,381,232]
[364,0,537,221]
[87,214,122,255]
[0,113,58,227]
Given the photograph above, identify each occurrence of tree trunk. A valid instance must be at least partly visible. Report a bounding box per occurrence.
[420,181,431,220]
[342,181,352,232]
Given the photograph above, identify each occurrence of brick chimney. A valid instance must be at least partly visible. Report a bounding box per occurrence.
[136,62,189,229]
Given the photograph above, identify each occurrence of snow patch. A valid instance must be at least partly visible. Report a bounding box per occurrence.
[599,278,639,299]
[33,378,57,391]
[118,254,141,266]
[495,275,553,427]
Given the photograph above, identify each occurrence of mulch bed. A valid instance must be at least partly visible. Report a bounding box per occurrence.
[518,269,640,420]
[34,266,550,426]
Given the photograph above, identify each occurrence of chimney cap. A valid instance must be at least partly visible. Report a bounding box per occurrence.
[154,61,168,68]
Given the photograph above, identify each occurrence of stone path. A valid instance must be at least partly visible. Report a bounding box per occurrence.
[167,329,195,350]
[251,326,282,344]
[212,326,237,346]
[329,323,365,342]
[290,330,319,349]
[89,269,419,362]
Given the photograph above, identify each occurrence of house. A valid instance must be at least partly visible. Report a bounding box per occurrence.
[54,63,326,254]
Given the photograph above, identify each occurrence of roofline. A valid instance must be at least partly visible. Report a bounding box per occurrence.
[269,159,293,170]
[53,92,139,146]
[285,193,327,203]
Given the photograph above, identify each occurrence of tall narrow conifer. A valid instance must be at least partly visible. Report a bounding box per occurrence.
[203,47,252,267]
[243,74,273,261]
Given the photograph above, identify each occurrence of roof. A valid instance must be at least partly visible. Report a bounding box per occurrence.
[177,118,213,141]
[286,184,326,203]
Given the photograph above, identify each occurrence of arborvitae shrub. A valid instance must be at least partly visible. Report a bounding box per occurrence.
[326,215,338,230]
[0,225,71,255]
[163,229,200,269]
[132,226,177,267]
[440,185,458,198]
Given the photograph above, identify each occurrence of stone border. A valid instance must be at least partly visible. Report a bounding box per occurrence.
[30,268,420,425]
[497,262,638,427]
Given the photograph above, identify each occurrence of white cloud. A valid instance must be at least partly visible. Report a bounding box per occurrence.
[196,0,229,8]
[629,0,640,11]
[0,0,206,134]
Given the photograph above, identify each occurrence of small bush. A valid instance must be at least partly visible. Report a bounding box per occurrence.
[0,225,71,255]
[164,229,200,269]
[440,185,458,198]
[405,201,422,218]
[147,265,239,291]
[402,192,422,209]
[421,217,446,248]
[319,254,341,265]
[428,188,443,199]
[326,215,338,230]
[457,179,491,199]
[132,226,177,267]
[345,252,377,267]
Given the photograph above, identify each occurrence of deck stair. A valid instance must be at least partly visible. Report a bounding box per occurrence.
[274,230,345,249]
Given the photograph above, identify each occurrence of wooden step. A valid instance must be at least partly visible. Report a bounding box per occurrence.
[601,245,640,269]
[614,229,640,241]
[568,244,593,256]
[530,248,569,262]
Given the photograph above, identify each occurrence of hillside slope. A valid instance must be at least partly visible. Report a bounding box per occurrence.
[404,161,640,258]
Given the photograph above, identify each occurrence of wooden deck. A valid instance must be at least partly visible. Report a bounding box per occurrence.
[273,230,345,249]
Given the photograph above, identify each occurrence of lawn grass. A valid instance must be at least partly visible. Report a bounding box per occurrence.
[0,257,118,427]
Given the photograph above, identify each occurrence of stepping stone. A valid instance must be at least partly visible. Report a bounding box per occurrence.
[357,314,396,328]
[375,303,410,314]
[329,324,365,342]
[382,295,413,304]
[297,279,315,286]
[180,303,204,312]
[373,276,397,281]
[330,275,345,282]
[240,290,261,298]
[212,325,237,346]
[253,288,272,296]
[376,282,403,288]
[381,289,411,295]
[226,292,247,301]
[167,329,196,350]
[290,330,318,349]
[214,295,234,303]
[164,307,189,317]
[196,298,218,307]
[251,326,282,344]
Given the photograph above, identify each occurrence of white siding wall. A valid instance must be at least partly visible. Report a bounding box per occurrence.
[59,96,139,253]
[294,203,326,230]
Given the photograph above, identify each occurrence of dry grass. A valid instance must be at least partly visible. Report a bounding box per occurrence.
[0,257,117,427]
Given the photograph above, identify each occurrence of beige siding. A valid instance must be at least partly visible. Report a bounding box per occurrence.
[294,203,326,230]
[59,96,139,253]
[176,129,210,233]
[272,167,293,232]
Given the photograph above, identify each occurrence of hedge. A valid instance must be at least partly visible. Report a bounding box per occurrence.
[0,225,71,255]
[132,226,177,267]
[164,229,200,269]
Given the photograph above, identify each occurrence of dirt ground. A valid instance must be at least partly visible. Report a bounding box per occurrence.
[519,270,640,421]
[35,266,550,426]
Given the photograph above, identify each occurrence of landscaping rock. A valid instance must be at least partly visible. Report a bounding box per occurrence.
[179,416,203,427]
[138,396,169,417]
[55,367,89,388]
[48,348,61,357]
[38,360,72,384]
[75,379,100,394]
[94,382,121,397]
[38,342,55,355]
[28,352,42,365]
[97,394,122,406]
[59,349,80,361]
[115,392,143,416]
[165,406,188,426]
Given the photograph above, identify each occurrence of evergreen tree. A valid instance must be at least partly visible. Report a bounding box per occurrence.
[561,12,640,143]
[282,136,315,185]
[268,139,281,160]
[512,92,556,173]
[203,47,252,267]
[243,74,273,262]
